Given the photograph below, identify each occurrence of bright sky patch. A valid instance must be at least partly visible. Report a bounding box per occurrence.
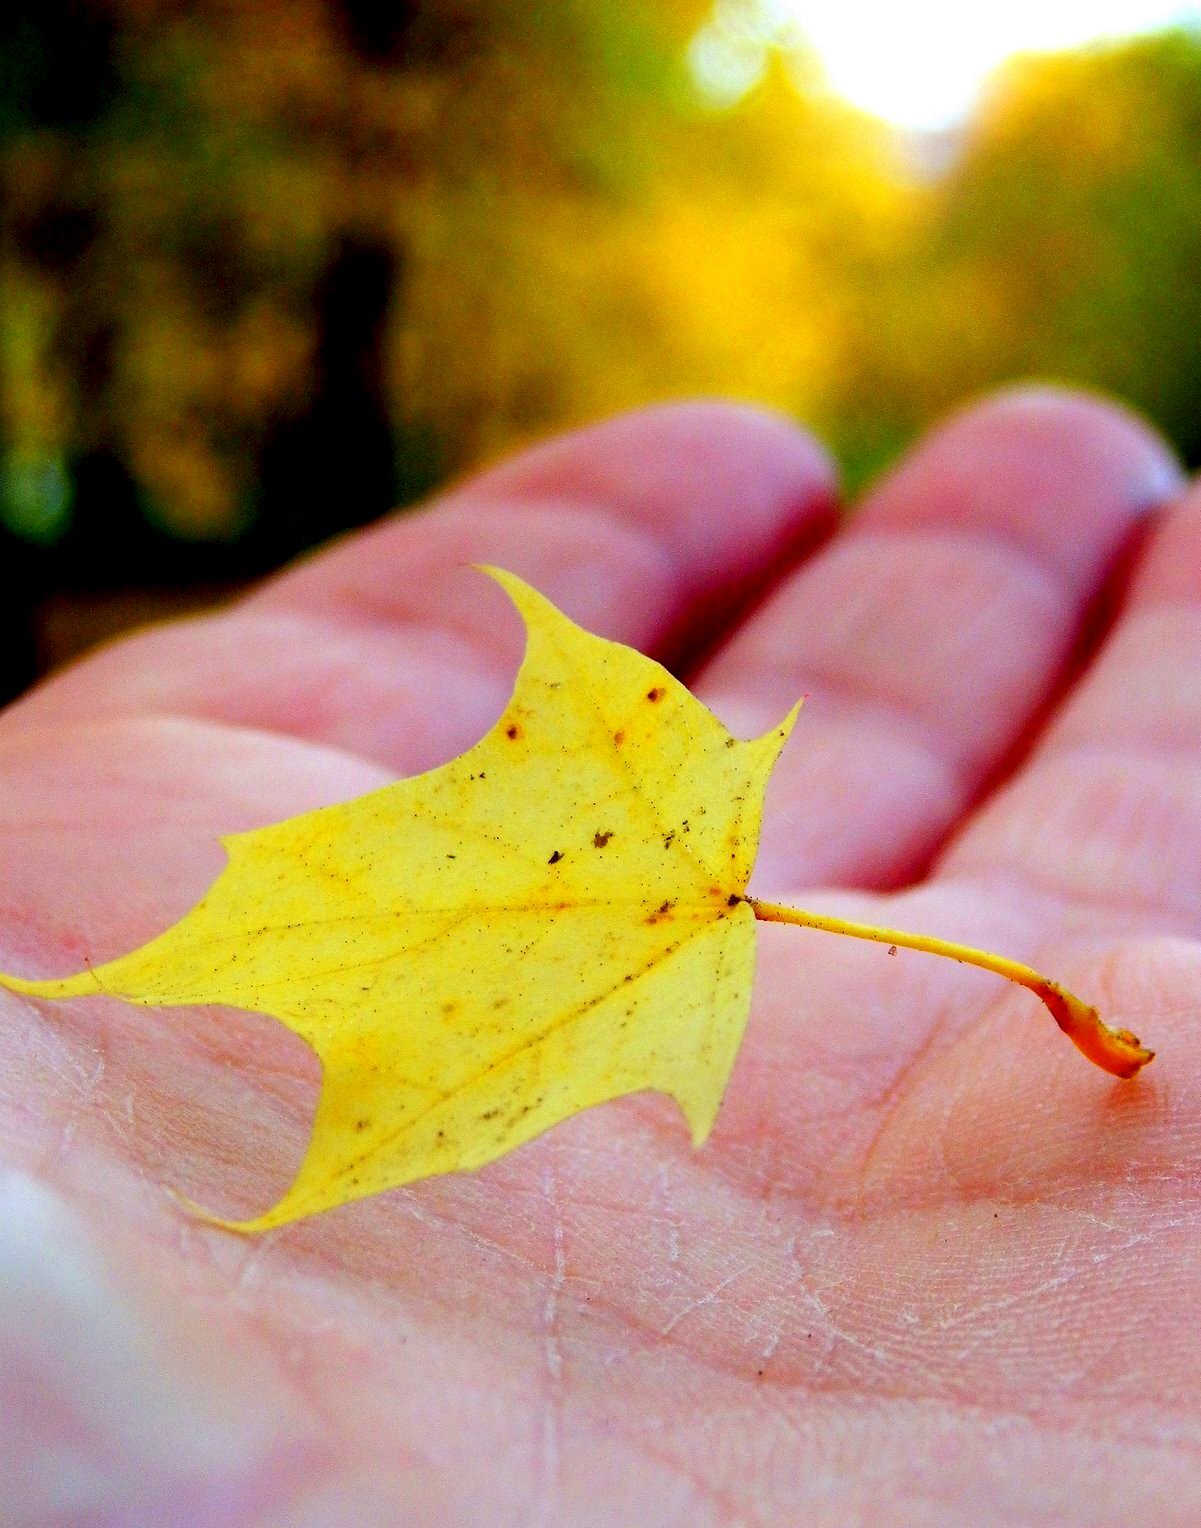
[690,0,1201,130]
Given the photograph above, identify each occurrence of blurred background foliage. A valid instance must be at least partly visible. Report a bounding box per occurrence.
[2,0,1200,700]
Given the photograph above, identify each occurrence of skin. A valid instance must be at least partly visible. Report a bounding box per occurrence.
[1,385,1199,1526]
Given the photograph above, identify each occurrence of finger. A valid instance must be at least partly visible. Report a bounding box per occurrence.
[939,487,1201,931]
[9,403,835,772]
[695,387,1182,892]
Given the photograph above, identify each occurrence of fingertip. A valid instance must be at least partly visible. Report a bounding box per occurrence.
[17,399,839,776]
[480,398,838,508]
[260,398,839,663]
[1130,487,1201,606]
[869,383,1184,587]
[472,398,840,580]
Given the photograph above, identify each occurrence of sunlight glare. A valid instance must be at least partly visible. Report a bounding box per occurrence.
[690,0,1201,129]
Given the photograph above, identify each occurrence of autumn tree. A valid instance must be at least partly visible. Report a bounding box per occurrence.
[829,29,1201,483]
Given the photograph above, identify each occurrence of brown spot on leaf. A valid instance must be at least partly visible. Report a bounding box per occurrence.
[506,724,521,740]
[593,831,613,848]
[548,849,563,864]
[441,1000,458,1016]
[613,730,626,746]
[646,687,665,703]
[355,1119,370,1132]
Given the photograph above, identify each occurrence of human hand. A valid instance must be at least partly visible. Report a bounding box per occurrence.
[1,389,1197,1525]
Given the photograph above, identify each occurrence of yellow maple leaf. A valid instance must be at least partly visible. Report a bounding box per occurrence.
[0,569,1153,1231]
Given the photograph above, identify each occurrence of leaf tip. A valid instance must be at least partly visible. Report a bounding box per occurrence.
[779,696,805,736]
[470,562,533,604]
[470,563,569,647]
[167,1184,271,1236]
[0,967,105,1000]
[750,696,804,759]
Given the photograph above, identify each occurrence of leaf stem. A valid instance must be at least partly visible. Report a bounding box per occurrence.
[747,897,1153,1080]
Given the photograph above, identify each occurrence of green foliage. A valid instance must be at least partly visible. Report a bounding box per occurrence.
[829,29,1201,476]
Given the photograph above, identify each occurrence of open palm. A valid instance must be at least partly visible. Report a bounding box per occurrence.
[3,389,1198,1526]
